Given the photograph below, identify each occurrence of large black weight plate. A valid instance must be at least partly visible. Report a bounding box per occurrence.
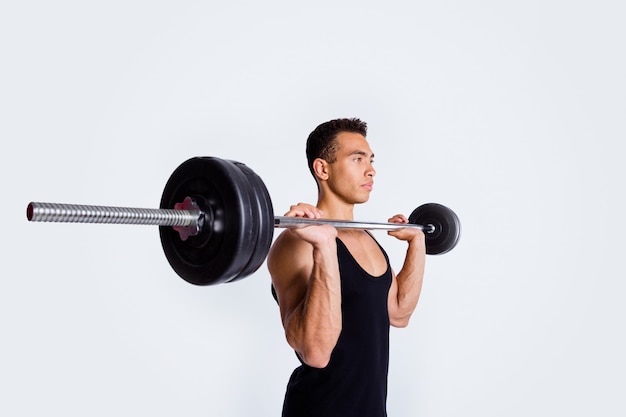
[159,157,258,285]
[226,161,275,283]
[409,203,461,255]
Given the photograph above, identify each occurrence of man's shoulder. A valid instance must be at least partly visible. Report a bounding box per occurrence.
[268,230,312,270]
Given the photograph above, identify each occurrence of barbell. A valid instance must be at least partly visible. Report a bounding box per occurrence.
[26,156,461,286]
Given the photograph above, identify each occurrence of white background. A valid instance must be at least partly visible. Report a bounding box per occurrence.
[1,1,624,416]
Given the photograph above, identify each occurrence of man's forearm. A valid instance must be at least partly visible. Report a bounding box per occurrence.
[395,241,426,319]
[286,245,342,368]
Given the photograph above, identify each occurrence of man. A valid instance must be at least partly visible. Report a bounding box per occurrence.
[267,118,426,417]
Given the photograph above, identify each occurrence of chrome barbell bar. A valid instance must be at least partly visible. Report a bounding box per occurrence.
[27,201,435,236]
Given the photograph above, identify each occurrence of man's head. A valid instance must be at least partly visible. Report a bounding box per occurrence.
[306,118,368,181]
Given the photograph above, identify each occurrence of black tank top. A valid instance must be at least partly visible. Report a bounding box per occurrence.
[280,235,393,417]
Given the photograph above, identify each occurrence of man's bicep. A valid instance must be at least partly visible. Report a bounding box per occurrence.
[387,270,402,327]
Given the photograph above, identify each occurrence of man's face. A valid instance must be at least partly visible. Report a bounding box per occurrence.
[325,132,376,204]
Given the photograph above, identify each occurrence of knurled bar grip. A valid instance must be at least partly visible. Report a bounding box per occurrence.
[26,202,200,227]
[274,216,435,232]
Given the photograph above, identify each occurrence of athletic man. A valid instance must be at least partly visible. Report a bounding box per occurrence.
[267,118,426,417]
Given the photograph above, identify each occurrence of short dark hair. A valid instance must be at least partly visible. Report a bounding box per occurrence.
[306,118,368,179]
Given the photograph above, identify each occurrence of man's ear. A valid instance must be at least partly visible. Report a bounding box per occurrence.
[312,158,329,181]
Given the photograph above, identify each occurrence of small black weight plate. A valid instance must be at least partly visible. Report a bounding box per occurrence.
[226,160,275,283]
[409,203,461,255]
[159,157,258,285]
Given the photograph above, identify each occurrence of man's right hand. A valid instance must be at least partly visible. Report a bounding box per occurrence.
[283,203,338,246]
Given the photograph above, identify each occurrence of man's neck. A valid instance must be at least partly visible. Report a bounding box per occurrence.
[316,195,355,221]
